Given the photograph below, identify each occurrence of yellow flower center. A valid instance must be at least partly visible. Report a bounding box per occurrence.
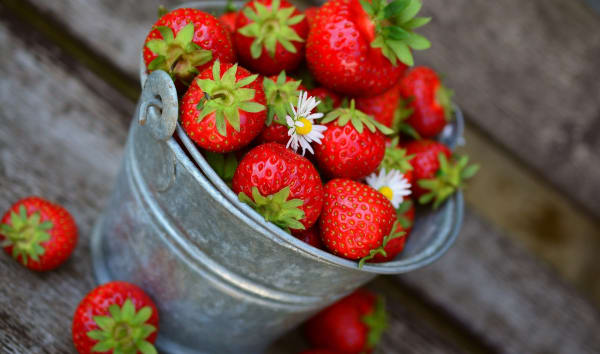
[295,117,313,135]
[378,186,394,201]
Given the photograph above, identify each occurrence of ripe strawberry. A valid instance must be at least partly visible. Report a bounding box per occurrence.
[379,137,415,185]
[0,197,77,271]
[404,140,479,208]
[292,225,323,249]
[314,100,392,180]
[400,66,454,138]
[219,0,238,33]
[319,179,402,263]
[181,60,266,153]
[304,7,319,28]
[143,8,236,86]
[72,281,159,354]
[308,87,341,114]
[232,143,324,231]
[370,200,414,263]
[257,71,305,145]
[355,83,402,128]
[235,0,308,75]
[305,289,387,353]
[306,0,430,96]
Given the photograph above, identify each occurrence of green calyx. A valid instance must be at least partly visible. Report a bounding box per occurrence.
[321,99,394,135]
[224,0,237,13]
[204,151,238,185]
[418,153,479,209]
[381,137,415,173]
[395,200,413,229]
[436,84,454,122]
[360,0,431,66]
[392,98,421,139]
[238,186,305,232]
[146,22,212,85]
[0,205,52,266]
[238,0,305,59]
[358,220,405,268]
[263,71,302,125]
[87,299,157,354]
[195,60,266,137]
[362,296,388,349]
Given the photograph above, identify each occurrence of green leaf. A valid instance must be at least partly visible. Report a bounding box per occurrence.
[250,39,263,59]
[92,339,116,352]
[145,40,167,54]
[223,154,238,180]
[384,26,411,40]
[360,0,375,16]
[384,0,410,19]
[398,0,422,23]
[287,14,305,25]
[387,40,414,66]
[419,192,435,205]
[239,102,266,113]
[212,59,221,80]
[108,304,121,321]
[133,306,153,325]
[215,110,227,136]
[175,22,195,46]
[404,16,431,29]
[461,164,480,179]
[138,341,158,354]
[236,74,259,88]
[405,33,431,50]
[93,316,115,332]
[221,63,238,84]
[156,26,174,42]
[86,330,106,341]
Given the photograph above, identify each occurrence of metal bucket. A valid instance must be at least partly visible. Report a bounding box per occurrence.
[91,2,464,353]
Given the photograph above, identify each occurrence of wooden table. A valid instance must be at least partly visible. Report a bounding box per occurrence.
[1,0,600,352]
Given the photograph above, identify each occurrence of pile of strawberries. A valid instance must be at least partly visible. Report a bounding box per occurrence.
[143,0,478,265]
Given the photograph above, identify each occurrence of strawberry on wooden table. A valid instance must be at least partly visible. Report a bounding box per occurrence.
[306,0,430,96]
[232,143,324,232]
[314,100,392,180]
[235,0,308,75]
[304,289,387,354]
[181,60,266,153]
[0,196,77,271]
[400,66,454,138]
[143,8,236,86]
[404,139,479,208]
[72,281,159,354]
[319,179,403,264]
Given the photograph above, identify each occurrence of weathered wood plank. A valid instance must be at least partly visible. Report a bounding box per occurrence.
[0,12,466,354]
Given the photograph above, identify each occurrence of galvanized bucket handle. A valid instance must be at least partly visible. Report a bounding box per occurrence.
[138,70,178,141]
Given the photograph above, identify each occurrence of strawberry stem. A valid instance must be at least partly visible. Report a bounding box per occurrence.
[358,220,405,268]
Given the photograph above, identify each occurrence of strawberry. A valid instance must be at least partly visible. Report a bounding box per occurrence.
[355,82,402,128]
[257,71,305,145]
[72,281,159,354]
[404,140,479,208]
[292,225,323,249]
[235,0,308,75]
[314,100,392,180]
[181,60,266,153]
[232,143,324,231]
[400,66,454,138]
[304,289,387,354]
[219,0,239,34]
[0,197,77,271]
[319,179,403,264]
[308,87,342,114]
[306,0,430,97]
[304,7,319,28]
[370,200,414,262]
[143,8,236,86]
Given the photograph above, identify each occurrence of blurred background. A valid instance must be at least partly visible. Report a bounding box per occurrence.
[1,0,599,353]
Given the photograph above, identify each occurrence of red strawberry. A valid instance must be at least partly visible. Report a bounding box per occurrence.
[292,225,323,249]
[232,143,324,231]
[319,179,402,264]
[400,66,454,138]
[355,83,402,128]
[0,197,77,271]
[257,71,306,145]
[306,0,430,97]
[235,0,308,75]
[379,137,415,185]
[181,60,266,153]
[370,200,414,263]
[219,0,239,33]
[143,8,236,86]
[308,87,342,114]
[305,7,319,28]
[404,140,479,208]
[72,281,159,354]
[305,289,387,353]
[314,100,391,180]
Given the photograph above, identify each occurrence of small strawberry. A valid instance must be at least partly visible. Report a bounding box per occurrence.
[72,281,159,354]
[400,66,454,138]
[235,0,308,75]
[319,179,403,264]
[308,87,342,114]
[314,100,392,180]
[219,0,238,34]
[370,200,414,263]
[143,8,236,86]
[304,289,387,354]
[0,197,77,271]
[379,137,415,185]
[404,140,479,208]
[292,225,323,249]
[181,60,266,153]
[306,0,430,96]
[355,82,402,128]
[232,143,324,231]
[257,71,305,145]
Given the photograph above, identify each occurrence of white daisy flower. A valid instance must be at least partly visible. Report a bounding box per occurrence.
[285,91,327,155]
[366,168,412,209]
